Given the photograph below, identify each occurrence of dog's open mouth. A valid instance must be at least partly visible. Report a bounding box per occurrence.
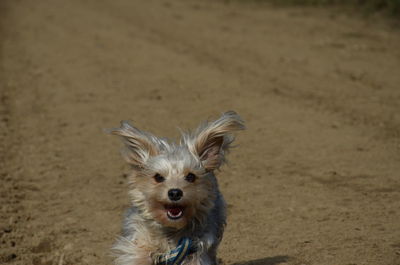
[165,204,185,220]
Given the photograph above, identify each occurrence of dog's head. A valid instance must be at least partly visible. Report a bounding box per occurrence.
[109,111,245,229]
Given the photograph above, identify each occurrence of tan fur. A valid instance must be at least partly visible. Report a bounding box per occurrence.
[109,111,245,265]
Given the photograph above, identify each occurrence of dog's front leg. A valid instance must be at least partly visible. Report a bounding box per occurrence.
[113,238,156,265]
[182,234,218,265]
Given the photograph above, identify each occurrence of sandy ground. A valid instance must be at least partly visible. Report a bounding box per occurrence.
[1,0,400,265]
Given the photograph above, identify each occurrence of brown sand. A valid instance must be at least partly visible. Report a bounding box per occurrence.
[1,0,400,264]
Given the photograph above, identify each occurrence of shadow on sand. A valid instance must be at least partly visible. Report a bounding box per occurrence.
[231,256,290,265]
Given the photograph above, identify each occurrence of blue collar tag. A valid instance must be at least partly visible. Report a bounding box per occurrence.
[155,238,196,265]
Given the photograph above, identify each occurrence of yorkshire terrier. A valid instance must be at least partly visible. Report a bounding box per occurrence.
[108,111,245,265]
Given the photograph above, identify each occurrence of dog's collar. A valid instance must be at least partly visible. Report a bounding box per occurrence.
[154,237,196,265]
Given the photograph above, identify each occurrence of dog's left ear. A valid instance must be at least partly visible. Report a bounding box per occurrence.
[183,111,245,171]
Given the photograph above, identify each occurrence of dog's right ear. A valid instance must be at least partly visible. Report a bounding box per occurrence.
[107,121,159,168]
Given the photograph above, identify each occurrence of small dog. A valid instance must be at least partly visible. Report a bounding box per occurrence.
[109,111,245,265]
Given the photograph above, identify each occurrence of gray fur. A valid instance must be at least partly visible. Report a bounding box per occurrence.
[109,111,244,265]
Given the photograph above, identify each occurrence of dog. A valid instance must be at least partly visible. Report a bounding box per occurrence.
[108,111,245,265]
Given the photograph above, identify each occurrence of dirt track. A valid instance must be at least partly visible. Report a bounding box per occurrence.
[1,0,400,265]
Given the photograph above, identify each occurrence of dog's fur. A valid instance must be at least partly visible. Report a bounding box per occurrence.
[109,111,245,265]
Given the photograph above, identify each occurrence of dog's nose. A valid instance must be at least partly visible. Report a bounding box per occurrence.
[168,189,183,201]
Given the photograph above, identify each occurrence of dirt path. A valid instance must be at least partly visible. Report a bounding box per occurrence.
[1,0,400,265]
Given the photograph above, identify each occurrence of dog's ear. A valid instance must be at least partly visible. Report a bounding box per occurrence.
[182,111,245,171]
[108,121,159,168]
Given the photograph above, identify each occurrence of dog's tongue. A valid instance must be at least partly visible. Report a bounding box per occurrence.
[168,207,182,216]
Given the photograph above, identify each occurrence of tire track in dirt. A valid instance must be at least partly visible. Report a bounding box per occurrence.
[79,0,400,143]
[1,0,400,265]
[27,0,400,147]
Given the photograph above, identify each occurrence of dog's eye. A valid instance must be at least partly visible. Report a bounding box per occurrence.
[185,173,196,183]
[154,174,165,183]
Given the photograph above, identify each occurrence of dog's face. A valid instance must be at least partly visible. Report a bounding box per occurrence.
[110,111,244,229]
[129,150,215,229]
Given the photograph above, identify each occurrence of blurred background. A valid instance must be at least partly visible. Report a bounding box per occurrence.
[1,0,399,265]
